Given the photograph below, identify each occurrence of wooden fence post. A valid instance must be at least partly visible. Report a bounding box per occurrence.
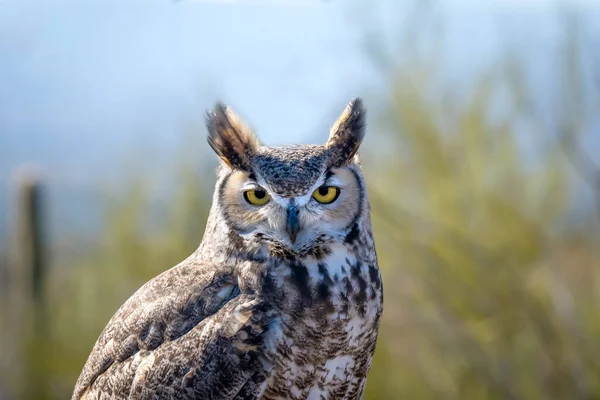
[9,172,47,322]
[2,170,48,399]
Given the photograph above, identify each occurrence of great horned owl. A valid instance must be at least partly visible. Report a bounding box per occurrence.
[72,98,383,400]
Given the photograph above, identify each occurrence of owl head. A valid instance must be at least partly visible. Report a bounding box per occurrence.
[205,99,367,255]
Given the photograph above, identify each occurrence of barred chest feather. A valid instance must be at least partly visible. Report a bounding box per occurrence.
[253,242,383,400]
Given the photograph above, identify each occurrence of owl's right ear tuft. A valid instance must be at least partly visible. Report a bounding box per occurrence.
[206,102,260,170]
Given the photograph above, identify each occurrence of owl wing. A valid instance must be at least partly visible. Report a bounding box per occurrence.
[72,257,271,400]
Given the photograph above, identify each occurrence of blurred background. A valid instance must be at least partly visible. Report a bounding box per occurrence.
[2,0,600,399]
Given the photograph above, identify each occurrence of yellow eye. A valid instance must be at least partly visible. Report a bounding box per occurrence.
[312,186,340,204]
[244,188,270,206]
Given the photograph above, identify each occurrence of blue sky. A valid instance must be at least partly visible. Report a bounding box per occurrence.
[3,0,597,184]
[0,0,599,236]
[0,0,371,186]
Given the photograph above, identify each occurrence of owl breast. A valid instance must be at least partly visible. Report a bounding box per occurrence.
[257,242,383,400]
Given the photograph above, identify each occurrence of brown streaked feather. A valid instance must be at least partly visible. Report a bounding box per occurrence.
[71,257,240,400]
[326,98,366,168]
[91,296,271,400]
[206,103,260,170]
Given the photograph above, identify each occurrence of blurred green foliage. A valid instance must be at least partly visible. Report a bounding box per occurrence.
[2,8,600,400]
[362,71,600,400]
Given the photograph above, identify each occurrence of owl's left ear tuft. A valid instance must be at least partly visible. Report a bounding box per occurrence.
[206,102,260,170]
[325,98,366,168]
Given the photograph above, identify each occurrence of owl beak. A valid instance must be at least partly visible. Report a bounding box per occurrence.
[287,205,300,245]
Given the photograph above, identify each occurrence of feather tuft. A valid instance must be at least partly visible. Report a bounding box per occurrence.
[206,102,260,170]
[325,98,366,168]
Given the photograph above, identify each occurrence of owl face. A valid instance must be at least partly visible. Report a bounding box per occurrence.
[219,156,363,250]
[206,99,366,253]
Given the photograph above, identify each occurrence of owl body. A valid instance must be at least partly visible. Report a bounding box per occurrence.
[73,99,383,400]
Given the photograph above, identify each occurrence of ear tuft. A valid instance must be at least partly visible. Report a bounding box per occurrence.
[325,98,366,168]
[206,102,260,170]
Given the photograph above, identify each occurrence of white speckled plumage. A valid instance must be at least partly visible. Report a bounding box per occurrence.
[72,98,383,400]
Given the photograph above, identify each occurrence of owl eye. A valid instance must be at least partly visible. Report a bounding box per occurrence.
[312,186,340,204]
[244,188,270,206]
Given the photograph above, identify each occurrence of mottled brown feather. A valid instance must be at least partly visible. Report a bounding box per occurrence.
[326,98,366,168]
[206,103,260,170]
